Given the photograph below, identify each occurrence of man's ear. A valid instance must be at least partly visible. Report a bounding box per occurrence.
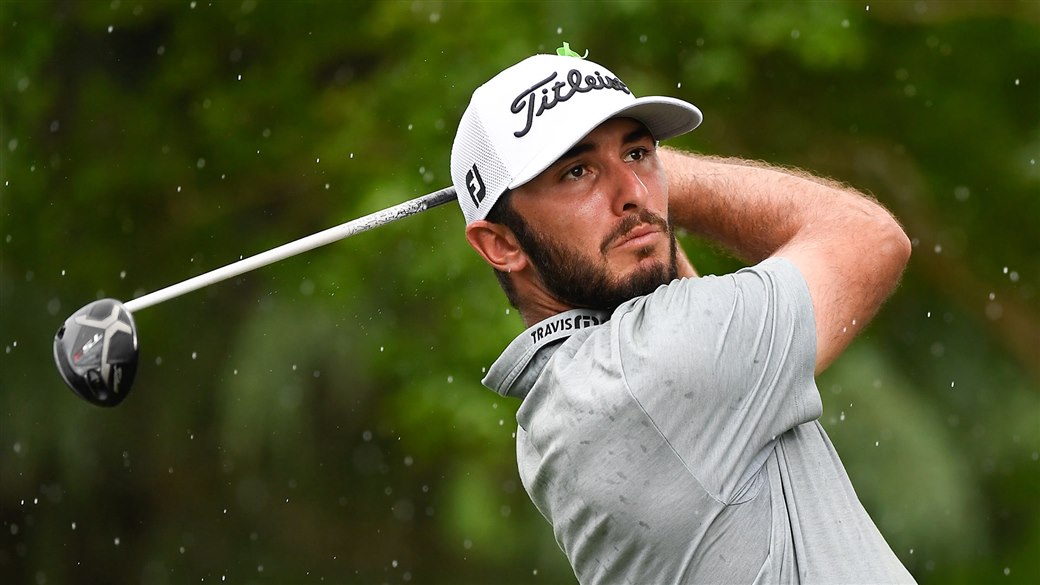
[465,220,528,273]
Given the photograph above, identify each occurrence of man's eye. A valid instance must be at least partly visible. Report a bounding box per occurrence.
[627,148,647,161]
[567,166,585,178]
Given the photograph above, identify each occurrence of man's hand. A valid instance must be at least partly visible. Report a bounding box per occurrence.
[662,149,911,374]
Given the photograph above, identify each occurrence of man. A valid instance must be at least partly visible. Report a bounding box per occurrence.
[450,46,915,584]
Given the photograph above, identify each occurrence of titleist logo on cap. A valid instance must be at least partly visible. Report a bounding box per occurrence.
[510,69,631,138]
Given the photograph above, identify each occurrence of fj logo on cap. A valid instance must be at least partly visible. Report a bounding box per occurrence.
[511,69,631,138]
[466,164,486,207]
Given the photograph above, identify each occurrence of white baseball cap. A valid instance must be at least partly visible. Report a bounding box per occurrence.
[451,49,702,224]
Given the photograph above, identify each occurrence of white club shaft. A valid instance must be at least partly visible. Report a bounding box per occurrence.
[123,186,457,313]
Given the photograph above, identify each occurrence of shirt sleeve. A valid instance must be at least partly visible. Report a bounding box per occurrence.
[615,257,822,504]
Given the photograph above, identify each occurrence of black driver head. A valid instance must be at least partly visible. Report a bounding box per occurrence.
[53,299,139,407]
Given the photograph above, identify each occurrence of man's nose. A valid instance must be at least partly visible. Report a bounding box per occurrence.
[608,161,650,216]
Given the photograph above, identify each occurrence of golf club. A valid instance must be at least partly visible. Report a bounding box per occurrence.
[54,186,457,407]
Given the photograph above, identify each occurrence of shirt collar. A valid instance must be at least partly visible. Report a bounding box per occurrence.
[483,308,610,399]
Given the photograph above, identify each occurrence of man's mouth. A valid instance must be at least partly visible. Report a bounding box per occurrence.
[613,224,661,250]
[602,211,670,255]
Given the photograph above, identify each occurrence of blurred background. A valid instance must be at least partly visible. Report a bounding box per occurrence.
[2,1,1037,583]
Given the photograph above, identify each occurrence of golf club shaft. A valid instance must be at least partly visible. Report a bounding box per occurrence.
[123,186,456,313]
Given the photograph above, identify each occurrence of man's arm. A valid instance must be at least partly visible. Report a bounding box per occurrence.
[661,148,911,374]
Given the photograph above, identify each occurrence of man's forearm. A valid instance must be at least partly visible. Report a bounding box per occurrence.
[661,148,887,264]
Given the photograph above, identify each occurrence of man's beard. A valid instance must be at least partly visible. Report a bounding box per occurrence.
[515,209,678,312]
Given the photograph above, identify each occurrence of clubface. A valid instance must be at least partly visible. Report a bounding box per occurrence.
[53,299,139,407]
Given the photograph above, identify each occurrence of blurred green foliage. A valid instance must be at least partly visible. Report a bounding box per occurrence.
[1,1,1038,583]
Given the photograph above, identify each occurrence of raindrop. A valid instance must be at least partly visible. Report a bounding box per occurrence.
[556,27,563,34]
[114,537,121,546]
[107,25,114,33]
[119,270,127,280]
[191,351,198,360]
[841,19,850,28]
[447,375,454,383]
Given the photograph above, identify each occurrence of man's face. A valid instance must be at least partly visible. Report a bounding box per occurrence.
[508,117,677,311]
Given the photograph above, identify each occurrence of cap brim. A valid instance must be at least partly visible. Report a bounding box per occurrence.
[508,96,702,190]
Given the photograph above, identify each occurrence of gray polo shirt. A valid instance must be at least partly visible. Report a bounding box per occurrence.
[484,258,915,584]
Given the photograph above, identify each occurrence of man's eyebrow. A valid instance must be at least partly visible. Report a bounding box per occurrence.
[623,126,655,144]
[557,141,595,163]
[552,125,655,168]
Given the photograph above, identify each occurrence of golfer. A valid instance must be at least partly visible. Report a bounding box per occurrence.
[450,47,915,584]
